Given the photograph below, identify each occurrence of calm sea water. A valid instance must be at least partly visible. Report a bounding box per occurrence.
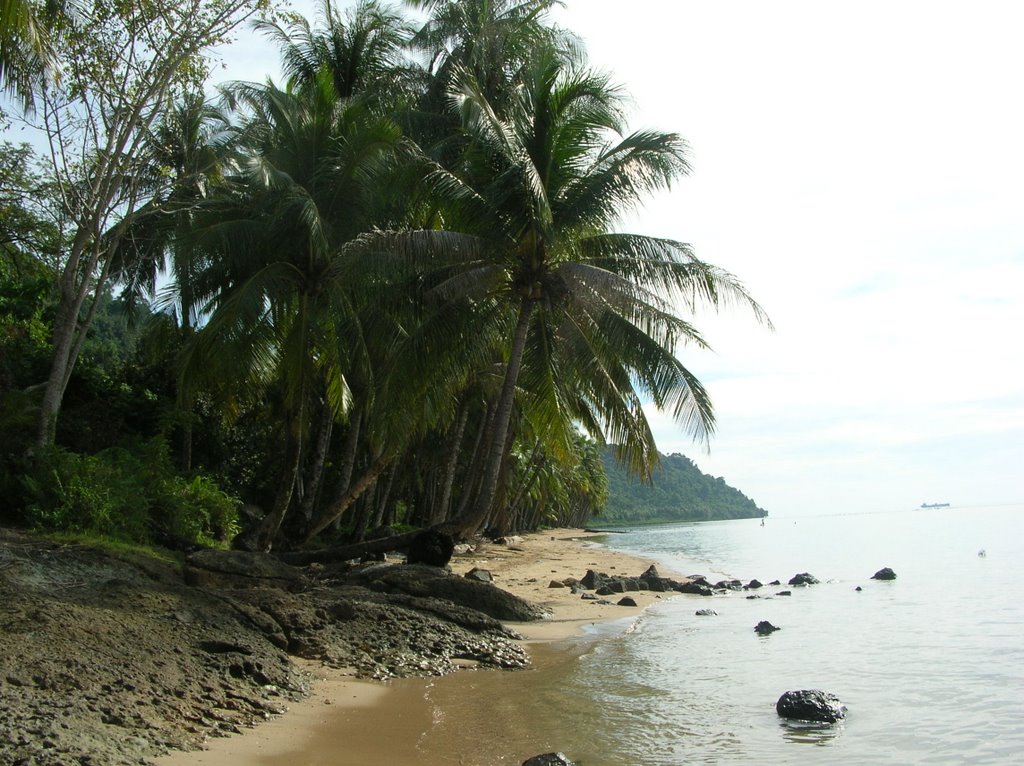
[285,505,1024,765]
[391,504,1024,765]
[557,504,1024,764]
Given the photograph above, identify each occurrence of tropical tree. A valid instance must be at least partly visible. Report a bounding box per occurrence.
[256,0,418,108]
[28,0,270,449]
[182,75,410,549]
[380,47,770,538]
[0,0,65,109]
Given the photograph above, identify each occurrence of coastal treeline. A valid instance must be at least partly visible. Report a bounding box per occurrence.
[599,449,766,525]
[0,0,768,552]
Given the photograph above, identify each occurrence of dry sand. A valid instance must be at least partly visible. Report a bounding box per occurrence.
[157,529,681,766]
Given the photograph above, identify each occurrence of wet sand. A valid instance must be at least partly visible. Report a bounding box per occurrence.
[157,529,679,765]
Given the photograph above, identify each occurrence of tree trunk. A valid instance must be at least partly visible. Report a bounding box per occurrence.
[302,453,389,543]
[326,411,361,531]
[432,398,470,525]
[250,411,304,551]
[452,398,493,521]
[448,296,533,538]
[298,397,335,525]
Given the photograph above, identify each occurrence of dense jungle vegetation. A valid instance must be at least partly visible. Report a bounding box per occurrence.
[0,0,769,553]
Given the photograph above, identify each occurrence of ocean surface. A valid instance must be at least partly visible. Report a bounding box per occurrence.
[279,504,1024,765]
[402,504,1024,765]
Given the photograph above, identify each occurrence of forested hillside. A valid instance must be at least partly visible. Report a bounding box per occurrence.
[599,449,767,524]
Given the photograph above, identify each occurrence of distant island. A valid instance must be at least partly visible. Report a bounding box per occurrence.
[920,502,950,509]
[597,448,767,524]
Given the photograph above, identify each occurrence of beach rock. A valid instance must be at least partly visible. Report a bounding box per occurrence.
[871,567,897,581]
[747,579,764,589]
[184,550,307,591]
[755,620,781,635]
[523,754,577,766]
[715,579,743,591]
[695,609,717,616]
[677,581,714,597]
[465,568,492,583]
[788,572,819,586]
[617,597,638,607]
[347,564,546,622]
[855,586,863,592]
[405,529,454,568]
[689,574,708,582]
[776,590,792,596]
[776,690,847,723]
[640,564,661,580]
[580,569,608,590]
[548,580,566,588]
[768,580,781,586]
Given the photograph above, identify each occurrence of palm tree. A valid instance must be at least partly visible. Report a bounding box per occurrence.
[0,0,63,108]
[183,76,407,549]
[386,48,770,538]
[255,0,418,108]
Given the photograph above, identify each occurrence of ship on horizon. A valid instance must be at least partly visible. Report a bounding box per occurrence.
[920,502,951,509]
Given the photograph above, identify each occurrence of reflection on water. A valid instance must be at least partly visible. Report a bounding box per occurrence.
[777,719,845,747]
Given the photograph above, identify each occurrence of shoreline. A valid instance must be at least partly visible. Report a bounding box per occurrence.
[156,528,681,766]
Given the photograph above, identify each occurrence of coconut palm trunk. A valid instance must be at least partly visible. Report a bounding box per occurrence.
[447,294,534,537]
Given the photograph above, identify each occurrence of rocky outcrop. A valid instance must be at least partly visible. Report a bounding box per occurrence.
[871,567,897,580]
[755,620,780,635]
[788,572,820,586]
[405,528,455,567]
[523,754,577,766]
[776,690,847,723]
[184,550,307,591]
[347,563,548,622]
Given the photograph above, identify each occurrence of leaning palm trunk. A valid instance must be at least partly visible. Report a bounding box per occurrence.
[431,398,470,525]
[446,296,534,537]
[301,453,390,543]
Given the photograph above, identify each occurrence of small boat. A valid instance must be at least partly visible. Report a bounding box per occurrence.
[920,502,950,509]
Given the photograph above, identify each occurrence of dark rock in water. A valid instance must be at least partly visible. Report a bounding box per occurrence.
[617,596,638,607]
[747,579,764,589]
[695,609,717,616]
[523,754,576,766]
[465,568,492,583]
[715,579,743,591]
[745,595,762,600]
[788,572,819,586]
[755,620,780,635]
[776,689,847,723]
[855,586,863,592]
[677,580,715,597]
[871,567,897,581]
[776,590,792,596]
[768,580,781,586]
[688,574,708,583]
[406,529,455,568]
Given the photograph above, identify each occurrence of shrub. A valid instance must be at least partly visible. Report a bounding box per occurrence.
[17,439,239,548]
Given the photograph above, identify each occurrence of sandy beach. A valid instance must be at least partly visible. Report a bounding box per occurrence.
[156,529,681,766]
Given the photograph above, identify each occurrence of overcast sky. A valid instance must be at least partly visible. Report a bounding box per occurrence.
[220,1,1024,517]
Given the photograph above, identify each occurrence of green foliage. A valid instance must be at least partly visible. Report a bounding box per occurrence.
[13,439,239,547]
[599,448,766,524]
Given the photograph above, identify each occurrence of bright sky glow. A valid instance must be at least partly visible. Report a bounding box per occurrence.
[219,0,1024,516]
